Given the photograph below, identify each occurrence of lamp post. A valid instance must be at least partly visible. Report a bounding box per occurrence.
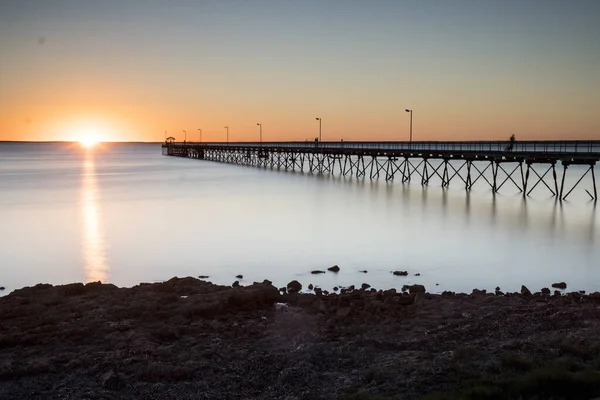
[315,117,322,141]
[405,109,413,142]
[225,126,229,143]
[257,123,262,144]
[198,128,202,143]
[183,130,187,143]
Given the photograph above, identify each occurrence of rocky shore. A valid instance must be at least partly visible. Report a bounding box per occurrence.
[2,278,600,399]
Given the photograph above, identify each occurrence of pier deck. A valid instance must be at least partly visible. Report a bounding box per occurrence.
[162,140,600,201]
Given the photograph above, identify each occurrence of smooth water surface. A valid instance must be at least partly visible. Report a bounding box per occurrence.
[0,142,598,294]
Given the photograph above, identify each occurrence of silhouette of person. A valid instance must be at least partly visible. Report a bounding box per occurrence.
[506,134,516,152]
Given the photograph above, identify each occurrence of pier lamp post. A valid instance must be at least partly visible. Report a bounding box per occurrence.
[225,126,229,143]
[405,109,413,143]
[183,130,187,143]
[316,117,322,141]
[198,128,202,143]
[257,123,262,144]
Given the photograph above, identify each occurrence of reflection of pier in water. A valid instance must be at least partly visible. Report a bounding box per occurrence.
[163,140,599,201]
[81,152,109,282]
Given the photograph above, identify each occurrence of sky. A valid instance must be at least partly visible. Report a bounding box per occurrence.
[1,0,599,142]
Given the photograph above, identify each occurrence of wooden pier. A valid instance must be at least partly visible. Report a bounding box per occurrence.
[162,140,600,201]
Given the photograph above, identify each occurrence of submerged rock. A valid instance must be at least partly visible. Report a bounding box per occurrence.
[552,282,567,290]
[328,265,340,273]
[311,270,326,274]
[392,271,408,276]
[308,284,314,290]
[198,275,210,279]
[236,275,243,279]
[359,270,368,273]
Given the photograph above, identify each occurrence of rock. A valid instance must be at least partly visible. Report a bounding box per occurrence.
[579,290,586,294]
[471,288,486,296]
[392,271,408,276]
[347,285,355,292]
[232,281,240,288]
[0,286,4,291]
[436,283,439,286]
[495,286,501,291]
[323,290,329,295]
[415,273,421,276]
[279,287,287,294]
[328,265,340,273]
[335,307,351,319]
[401,285,410,292]
[370,288,377,293]
[359,270,368,273]
[413,293,425,304]
[409,284,426,294]
[287,280,302,293]
[541,287,551,295]
[236,275,243,279]
[262,279,272,285]
[442,291,455,296]
[552,282,567,290]
[308,284,314,290]
[311,270,325,274]
[361,283,371,290]
[198,275,209,279]
[495,290,504,296]
[553,290,561,296]
[210,320,224,330]
[397,295,415,306]
[314,287,322,296]
[313,300,327,313]
[102,370,126,391]
[521,285,532,296]
[333,287,339,292]
[383,289,397,298]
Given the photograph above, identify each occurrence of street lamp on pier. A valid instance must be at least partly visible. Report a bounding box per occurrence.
[183,130,187,143]
[405,109,413,142]
[198,128,202,143]
[257,123,262,144]
[316,117,322,141]
[225,126,229,143]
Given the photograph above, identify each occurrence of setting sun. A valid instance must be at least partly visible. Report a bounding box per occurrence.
[79,137,99,148]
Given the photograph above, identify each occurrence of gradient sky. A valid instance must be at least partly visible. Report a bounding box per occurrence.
[1,0,599,142]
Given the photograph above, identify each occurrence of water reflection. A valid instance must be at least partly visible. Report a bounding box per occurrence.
[81,150,109,282]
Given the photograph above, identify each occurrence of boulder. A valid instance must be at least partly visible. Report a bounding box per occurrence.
[311,270,326,274]
[415,273,421,276]
[232,281,240,288]
[552,282,567,290]
[359,270,368,273]
[392,271,408,276]
[333,286,339,292]
[409,284,426,294]
[287,280,302,293]
[328,265,340,273]
[361,283,371,290]
[0,286,5,291]
[279,287,287,294]
[262,279,272,286]
[521,285,532,296]
[236,275,243,279]
[471,288,486,296]
[308,284,314,290]
[442,291,455,296]
[198,275,210,279]
[401,285,410,292]
[553,290,561,296]
[314,287,322,296]
[541,287,551,295]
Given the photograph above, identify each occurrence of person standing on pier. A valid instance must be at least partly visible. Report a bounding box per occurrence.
[506,134,516,152]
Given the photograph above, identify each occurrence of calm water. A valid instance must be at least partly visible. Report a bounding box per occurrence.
[1,142,598,295]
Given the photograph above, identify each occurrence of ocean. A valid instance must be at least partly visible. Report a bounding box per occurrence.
[0,142,598,295]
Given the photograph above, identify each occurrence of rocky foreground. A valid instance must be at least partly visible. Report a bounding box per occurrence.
[2,279,600,399]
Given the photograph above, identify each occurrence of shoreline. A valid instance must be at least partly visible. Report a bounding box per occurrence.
[2,277,600,399]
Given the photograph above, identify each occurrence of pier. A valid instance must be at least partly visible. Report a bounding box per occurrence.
[162,140,600,201]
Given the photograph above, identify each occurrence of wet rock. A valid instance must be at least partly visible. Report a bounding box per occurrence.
[311,270,325,274]
[495,290,504,296]
[521,285,532,296]
[287,280,302,293]
[328,265,340,273]
[552,282,567,289]
[102,370,126,390]
[0,286,5,291]
[359,270,368,273]
[198,275,210,279]
[323,290,329,295]
[333,287,339,292]
[236,275,243,279]
[471,289,486,296]
[232,281,240,288]
[314,287,322,296]
[308,284,314,290]
[553,290,562,296]
[262,279,272,286]
[392,271,408,276]
[383,289,397,298]
[279,287,287,294]
[541,287,551,295]
[361,283,371,290]
[495,286,501,291]
[579,290,586,294]
[347,285,355,292]
[409,285,426,294]
[442,291,455,296]
[370,288,377,293]
[415,273,421,276]
[436,283,439,286]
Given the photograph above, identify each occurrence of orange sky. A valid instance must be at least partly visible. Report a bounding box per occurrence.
[1,1,599,143]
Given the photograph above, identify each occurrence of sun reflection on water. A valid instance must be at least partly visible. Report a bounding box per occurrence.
[81,150,109,282]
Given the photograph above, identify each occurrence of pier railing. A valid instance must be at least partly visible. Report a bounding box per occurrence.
[176,140,600,156]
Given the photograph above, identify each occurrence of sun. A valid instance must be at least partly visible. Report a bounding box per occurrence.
[79,137,99,148]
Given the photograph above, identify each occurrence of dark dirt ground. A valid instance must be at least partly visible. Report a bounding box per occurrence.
[2,277,600,400]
